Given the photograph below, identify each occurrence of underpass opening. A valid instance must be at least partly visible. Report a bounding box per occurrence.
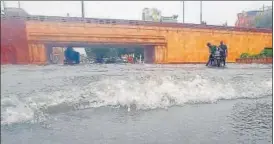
[46,43,155,64]
[84,44,155,64]
[45,46,87,64]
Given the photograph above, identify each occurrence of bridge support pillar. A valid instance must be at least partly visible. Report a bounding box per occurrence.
[143,45,167,64]
[144,46,155,64]
[154,45,167,64]
[27,43,48,65]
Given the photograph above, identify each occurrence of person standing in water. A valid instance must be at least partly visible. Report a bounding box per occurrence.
[219,41,228,66]
[64,46,80,64]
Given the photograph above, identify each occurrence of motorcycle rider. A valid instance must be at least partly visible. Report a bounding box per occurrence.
[206,42,217,66]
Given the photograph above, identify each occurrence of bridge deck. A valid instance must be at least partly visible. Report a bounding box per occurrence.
[1,14,272,33]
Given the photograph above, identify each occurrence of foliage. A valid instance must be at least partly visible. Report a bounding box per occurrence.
[260,48,273,57]
[239,48,273,59]
[240,53,250,58]
[252,8,273,28]
[249,54,260,59]
[85,47,144,60]
[85,48,110,59]
[142,8,162,22]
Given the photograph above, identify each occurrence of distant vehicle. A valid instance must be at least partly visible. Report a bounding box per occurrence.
[64,47,80,65]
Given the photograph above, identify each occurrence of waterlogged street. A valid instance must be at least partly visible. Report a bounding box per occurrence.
[1,64,272,144]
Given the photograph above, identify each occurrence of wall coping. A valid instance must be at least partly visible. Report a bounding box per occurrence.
[1,14,272,34]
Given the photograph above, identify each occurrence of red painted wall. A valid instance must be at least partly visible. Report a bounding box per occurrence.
[1,18,29,64]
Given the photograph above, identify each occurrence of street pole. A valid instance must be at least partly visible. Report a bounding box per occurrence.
[200,1,203,24]
[3,1,7,10]
[182,1,185,23]
[81,0,85,18]
[18,1,21,8]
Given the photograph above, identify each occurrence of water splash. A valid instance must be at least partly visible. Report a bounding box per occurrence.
[1,64,272,125]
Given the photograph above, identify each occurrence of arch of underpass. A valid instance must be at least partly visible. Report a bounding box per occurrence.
[25,22,168,64]
[22,18,274,64]
[45,43,160,64]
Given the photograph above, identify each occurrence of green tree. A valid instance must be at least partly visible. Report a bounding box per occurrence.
[85,47,111,59]
[85,47,144,60]
[253,8,272,28]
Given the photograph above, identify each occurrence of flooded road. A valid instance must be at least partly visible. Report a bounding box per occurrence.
[1,64,272,144]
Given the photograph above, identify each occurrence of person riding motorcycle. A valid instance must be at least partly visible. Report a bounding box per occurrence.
[206,43,217,66]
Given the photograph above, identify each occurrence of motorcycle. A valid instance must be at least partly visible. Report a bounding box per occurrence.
[210,50,224,67]
[214,55,222,67]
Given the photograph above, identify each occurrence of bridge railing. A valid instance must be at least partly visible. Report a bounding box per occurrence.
[1,14,272,33]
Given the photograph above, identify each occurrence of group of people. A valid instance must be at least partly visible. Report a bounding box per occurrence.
[206,41,228,66]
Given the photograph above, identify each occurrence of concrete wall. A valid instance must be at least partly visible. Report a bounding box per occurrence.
[25,21,272,64]
[1,16,272,64]
[1,18,29,64]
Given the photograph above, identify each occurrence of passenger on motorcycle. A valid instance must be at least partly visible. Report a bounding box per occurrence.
[219,41,228,66]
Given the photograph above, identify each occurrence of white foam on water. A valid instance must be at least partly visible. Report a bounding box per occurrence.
[1,96,34,125]
[89,75,271,110]
[1,64,272,125]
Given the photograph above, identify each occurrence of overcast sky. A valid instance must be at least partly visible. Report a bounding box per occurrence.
[2,1,272,26]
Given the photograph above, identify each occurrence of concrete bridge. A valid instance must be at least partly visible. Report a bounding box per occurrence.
[1,8,272,64]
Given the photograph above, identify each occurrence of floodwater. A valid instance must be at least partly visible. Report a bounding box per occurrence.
[1,64,272,144]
